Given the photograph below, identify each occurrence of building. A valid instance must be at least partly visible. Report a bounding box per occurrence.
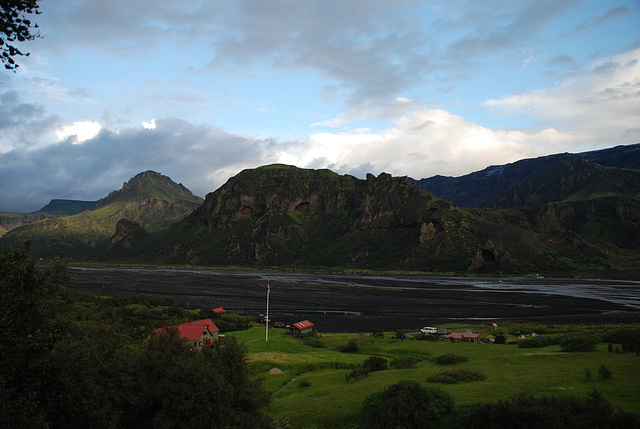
[287,320,315,337]
[212,307,225,314]
[156,318,220,349]
[446,329,481,344]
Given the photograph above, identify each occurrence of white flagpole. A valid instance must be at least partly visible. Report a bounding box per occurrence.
[265,280,270,342]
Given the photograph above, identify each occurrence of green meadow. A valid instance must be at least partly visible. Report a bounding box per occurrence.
[228,324,640,428]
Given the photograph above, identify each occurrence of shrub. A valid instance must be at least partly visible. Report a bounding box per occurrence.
[494,334,507,344]
[362,356,388,372]
[433,353,468,365]
[450,390,639,429]
[391,357,417,369]
[395,330,406,340]
[361,381,454,429]
[298,380,311,388]
[427,368,486,384]
[559,333,599,352]
[337,339,359,353]
[603,328,640,355]
[415,333,439,341]
[345,356,388,382]
[598,365,613,380]
[371,328,384,338]
[518,337,548,348]
[301,336,325,348]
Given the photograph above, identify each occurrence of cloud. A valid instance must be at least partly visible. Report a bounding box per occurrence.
[293,103,576,180]
[0,117,282,212]
[55,121,102,143]
[486,47,640,144]
[0,91,60,152]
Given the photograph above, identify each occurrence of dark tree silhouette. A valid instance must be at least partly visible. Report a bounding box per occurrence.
[1,0,41,70]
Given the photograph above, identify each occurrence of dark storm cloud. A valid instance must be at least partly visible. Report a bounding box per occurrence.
[0,91,61,151]
[0,117,279,212]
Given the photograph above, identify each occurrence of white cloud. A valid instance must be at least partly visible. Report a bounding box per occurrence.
[485,47,640,145]
[287,104,576,179]
[142,119,157,129]
[55,121,102,143]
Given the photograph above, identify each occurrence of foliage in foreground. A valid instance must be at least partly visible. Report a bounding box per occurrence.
[0,244,272,428]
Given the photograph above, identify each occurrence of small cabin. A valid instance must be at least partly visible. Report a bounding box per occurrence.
[287,320,315,338]
[446,329,481,344]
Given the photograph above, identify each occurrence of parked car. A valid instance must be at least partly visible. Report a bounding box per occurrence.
[420,326,438,334]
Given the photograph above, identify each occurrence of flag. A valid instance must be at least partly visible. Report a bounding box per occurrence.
[267,283,270,296]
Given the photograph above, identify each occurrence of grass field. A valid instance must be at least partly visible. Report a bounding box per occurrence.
[227,324,640,428]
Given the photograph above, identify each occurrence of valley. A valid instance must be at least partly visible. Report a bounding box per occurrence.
[65,267,640,333]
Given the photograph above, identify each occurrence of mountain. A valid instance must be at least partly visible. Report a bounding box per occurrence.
[97,164,638,275]
[1,200,98,238]
[411,143,640,208]
[487,158,640,209]
[0,171,203,258]
[36,199,98,216]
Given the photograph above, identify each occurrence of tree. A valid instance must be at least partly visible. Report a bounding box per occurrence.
[361,381,454,429]
[1,0,41,71]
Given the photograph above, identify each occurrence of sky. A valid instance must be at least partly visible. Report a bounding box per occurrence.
[1,0,639,212]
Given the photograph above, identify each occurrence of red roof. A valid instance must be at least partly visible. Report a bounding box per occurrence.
[156,318,219,341]
[212,307,225,313]
[446,332,481,339]
[291,320,315,330]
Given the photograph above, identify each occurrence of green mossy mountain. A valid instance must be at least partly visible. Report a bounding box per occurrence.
[1,200,97,237]
[96,165,638,275]
[0,171,203,259]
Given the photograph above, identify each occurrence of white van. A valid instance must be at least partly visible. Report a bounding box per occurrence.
[420,326,438,334]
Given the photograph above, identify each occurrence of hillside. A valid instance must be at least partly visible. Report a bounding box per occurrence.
[0,171,203,259]
[97,164,638,274]
[412,143,640,208]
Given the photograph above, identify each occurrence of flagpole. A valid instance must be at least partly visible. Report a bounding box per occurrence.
[265,280,270,342]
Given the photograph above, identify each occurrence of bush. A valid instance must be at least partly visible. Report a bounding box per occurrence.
[395,330,406,340]
[518,337,548,348]
[603,328,640,355]
[494,334,507,344]
[391,357,417,369]
[598,364,613,380]
[337,339,359,353]
[301,336,325,348]
[415,333,439,341]
[361,381,454,429]
[433,353,468,365]
[345,356,387,382]
[559,333,599,352]
[427,368,486,384]
[371,328,384,338]
[362,356,388,372]
[298,380,311,388]
[451,390,639,429]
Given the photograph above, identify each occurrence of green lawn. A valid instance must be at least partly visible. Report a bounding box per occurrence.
[227,325,640,428]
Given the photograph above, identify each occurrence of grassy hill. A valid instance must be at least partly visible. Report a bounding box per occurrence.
[228,325,640,428]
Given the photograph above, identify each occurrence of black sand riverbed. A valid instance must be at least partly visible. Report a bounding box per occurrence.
[65,267,640,333]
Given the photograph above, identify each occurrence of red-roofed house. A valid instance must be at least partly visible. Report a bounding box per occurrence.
[446,330,481,344]
[212,307,225,314]
[156,318,220,349]
[287,320,315,338]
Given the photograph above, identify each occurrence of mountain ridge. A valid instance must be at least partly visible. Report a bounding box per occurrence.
[0,171,203,258]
